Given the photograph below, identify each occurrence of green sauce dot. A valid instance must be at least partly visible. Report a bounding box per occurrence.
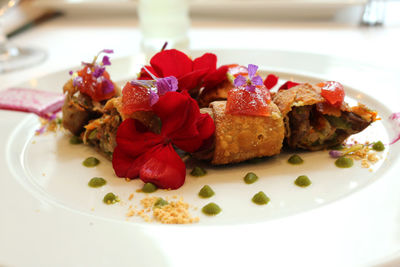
[69,135,83,144]
[142,182,158,193]
[198,185,215,198]
[288,154,304,165]
[252,191,270,205]
[202,202,221,216]
[294,175,312,187]
[154,198,168,208]
[83,157,100,167]
[372,141,385,151]
[244,172,258,184]
[190,166,207,177]
[88,177,107,188]
[103,192,119,205]
[335,156,354,168]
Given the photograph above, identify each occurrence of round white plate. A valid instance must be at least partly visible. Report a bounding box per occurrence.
[1,49,400,267]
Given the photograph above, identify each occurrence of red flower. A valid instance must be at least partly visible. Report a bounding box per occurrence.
[112,91,215,189]
[264,74,279,90]
[138,49,228,94]
[278,81,300,90]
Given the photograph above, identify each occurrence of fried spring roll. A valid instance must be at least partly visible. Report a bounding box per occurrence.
[196,100,284,165]
[62,80,120,136]
[273,83,377,151]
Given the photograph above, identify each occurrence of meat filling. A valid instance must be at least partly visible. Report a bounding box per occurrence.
[287,105,371,150]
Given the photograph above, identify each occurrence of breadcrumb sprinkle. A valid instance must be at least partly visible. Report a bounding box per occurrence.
[125,196,199,224]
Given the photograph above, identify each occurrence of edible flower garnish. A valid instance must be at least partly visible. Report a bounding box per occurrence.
[113,91,215,189]
[233,64,263,92]
[263,74,279,90]
[70,49,115,102]
[329,144,364,158]
[138,49,227,95]
[122,68,178,115]
[279,81,300,90]
[226,64,271,116]
[389,112,400,145]
[317,81,345,108]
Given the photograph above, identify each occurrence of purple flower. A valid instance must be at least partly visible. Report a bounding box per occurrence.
[149,89,160,106]
[73,76,83,87]
[93,66,105,78]
[101,49,114,54]
[329,150,343,158]
[156,76,178,95]
[101,79,115,94]
[233,64,263,92]
[102,56,111,66]
[68,70,73,75]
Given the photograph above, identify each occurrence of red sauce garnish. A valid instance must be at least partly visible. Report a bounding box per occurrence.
[226,85,271,116]
[77,66,115,102]
[318,81,345,107]
[121,82,152,115]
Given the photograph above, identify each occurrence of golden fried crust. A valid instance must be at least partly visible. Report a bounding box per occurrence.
[273,83,324,116]
[197,81,232,108]
[210,101,284,165]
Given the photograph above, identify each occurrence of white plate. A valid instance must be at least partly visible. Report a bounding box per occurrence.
[1,49,400,267]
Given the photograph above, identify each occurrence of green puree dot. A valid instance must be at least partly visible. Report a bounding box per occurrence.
[142,182,158,193]
[252,191,270,205]
[244,172,258,184]
[154,198,169,208]
[335,156,354,168]
[372,141,385,151]
[69,135,83,144]
[83,157,100,167]
[103,192,119,205]
[198,185,215,198]
[190,166,207,177]
[288,154,304,165]
[202,202,221,216]
[88,177,107,188]
[294,175,312,187]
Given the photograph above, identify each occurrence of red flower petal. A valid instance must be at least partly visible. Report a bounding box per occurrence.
[193,53,217,71]
[264,74,279,90]
[152,91,200,139]
[112,119,163,178]
[202,65,229,91]
[150,49,193,78]
[139,143,186,189]
[121,82,152,115]
[178,68,209,92]
[279,81,300,90]
[138,65,157,80]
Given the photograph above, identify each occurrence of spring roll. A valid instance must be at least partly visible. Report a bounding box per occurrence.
[273,83,377,151]
[196,100,284,165]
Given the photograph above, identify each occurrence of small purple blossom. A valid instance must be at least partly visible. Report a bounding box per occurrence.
[102,56,111,66]
[233,64,263,92]
[35,126,46,135]
[93,66,105,78]
[149,89,160,106]
[329,150,343,158]
[101,49,114,54]
[73,76,83,87]
[101,79,115,94]
[68,70,73,75]
[156,76,178,95]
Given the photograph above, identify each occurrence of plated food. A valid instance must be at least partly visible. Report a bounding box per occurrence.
[61,48,380,193]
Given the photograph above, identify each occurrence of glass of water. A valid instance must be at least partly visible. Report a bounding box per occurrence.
[0,0,46,73]
[138,0,190,56]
